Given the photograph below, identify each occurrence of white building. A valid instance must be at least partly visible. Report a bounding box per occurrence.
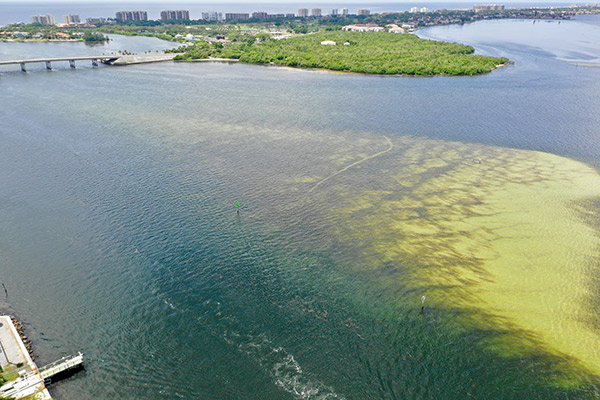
[161,10,190,21]
[86,17,106,24]
[389,27,405,33]
[420,7,429,12]
[62,14,80,24]
[31,14,55,25]
[342,24,384,32]
[410,7,419,13]
[201,11,222,21]
[115,10,148,22]
[321,40,336,45]
[341,8,349,16]
[473,4,505,11]
[252,11,268,19]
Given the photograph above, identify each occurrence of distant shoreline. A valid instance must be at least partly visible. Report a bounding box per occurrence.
[2,38,82,43]
[176,57,512,77]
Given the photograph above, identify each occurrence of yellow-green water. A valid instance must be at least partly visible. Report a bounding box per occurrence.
[103,103,600,384]
[314,136,600,384]
[3,20,600,397]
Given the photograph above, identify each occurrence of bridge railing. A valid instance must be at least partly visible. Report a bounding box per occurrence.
[39,352,84,378]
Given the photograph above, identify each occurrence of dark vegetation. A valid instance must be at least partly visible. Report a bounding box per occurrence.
[171,31,508,75]
[82,31,108,42]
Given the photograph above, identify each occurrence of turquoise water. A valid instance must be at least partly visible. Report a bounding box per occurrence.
[1,17,600,399]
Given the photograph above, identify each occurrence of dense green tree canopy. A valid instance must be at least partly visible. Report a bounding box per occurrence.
[82,31,108,42]
[176,31,508,76]
[237,31,507,75]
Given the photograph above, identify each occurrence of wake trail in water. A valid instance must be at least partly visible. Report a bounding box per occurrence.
[122,221,345,399]
[308,136,393,193]
[198,300,345,400]
[215,218,346,399]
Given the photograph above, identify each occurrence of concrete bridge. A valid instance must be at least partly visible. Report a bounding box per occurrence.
[0,56,119,71]
[0,53,179,72]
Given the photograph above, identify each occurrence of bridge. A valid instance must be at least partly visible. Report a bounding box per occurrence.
[0,53,179,72]
[0,56,119,71]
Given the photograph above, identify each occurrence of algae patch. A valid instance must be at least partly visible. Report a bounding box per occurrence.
[326,137,600,381]
[102,102,600,384]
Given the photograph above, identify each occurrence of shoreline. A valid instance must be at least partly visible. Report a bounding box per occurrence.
[8,316,34,361]
[0,315,51,399]
[175,57,512,77]
[176,57,239,63]
[2,38,82,43]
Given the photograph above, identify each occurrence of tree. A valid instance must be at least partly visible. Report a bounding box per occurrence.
[82,31,108,42]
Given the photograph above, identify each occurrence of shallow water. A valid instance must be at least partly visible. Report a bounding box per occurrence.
[1,16,600,400]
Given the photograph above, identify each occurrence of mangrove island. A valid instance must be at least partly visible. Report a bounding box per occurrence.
[169,30,508,75]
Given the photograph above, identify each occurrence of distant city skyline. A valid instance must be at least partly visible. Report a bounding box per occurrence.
[3,0,399,2]
[0,0,580,2]
[0,0,585,26]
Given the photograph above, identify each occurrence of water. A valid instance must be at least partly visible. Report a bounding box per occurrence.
[0,2,582,26]
[0,34,174,66]
[1,15,600,400]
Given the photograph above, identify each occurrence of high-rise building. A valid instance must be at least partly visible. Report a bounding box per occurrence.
[473,4,505,11]
[86,17,106,24]
[225,13,249,20]
[160,10,190,21]
[410,7,419,13]
[252,11,268,19]
[312,8,322,17]
[31,14,55,25]
[298,8,309,17]
[420,7,429,12]
[285,13,296,18]
[115,11,148,22]
[330,9,339,16]
[62,14,80,24]
[341,8,349,16]
[357,9,370,15]
[202,11,222,21]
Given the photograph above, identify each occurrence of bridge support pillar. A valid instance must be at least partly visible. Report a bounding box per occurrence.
[91,59,98,67]
[69,60,76,69]
[20,63,26,72]
[45,61,52,70]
